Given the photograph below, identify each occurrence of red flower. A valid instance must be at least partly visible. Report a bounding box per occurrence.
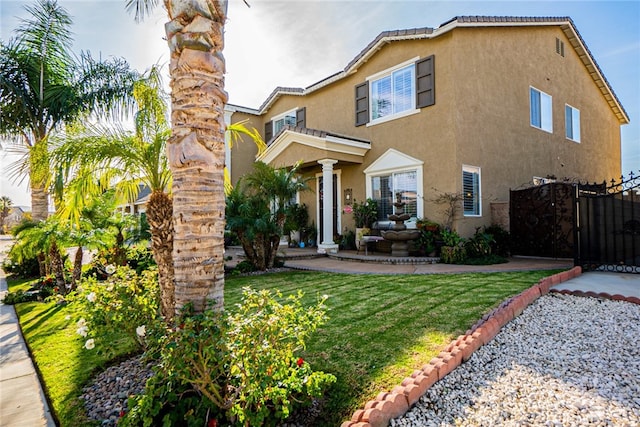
[296,357,304,367]
[119,410,126,418]
[208,419,218,427]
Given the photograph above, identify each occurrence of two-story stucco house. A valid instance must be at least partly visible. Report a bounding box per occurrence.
[224,16,629,254]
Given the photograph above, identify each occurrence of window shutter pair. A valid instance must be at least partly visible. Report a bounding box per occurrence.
[354,55,435,127]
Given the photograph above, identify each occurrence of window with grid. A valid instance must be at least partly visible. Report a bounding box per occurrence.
[371,170,418,221]
[462,165,481,217]
[371,64,415,121]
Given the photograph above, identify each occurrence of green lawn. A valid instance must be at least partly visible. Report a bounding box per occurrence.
[11,269,560,426]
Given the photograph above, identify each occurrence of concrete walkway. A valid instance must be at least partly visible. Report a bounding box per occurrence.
[0,236,56,427]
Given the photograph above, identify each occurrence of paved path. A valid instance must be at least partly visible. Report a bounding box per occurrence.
[0,236,56,427]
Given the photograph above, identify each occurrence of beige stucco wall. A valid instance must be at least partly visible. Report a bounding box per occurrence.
[228,24,624,238]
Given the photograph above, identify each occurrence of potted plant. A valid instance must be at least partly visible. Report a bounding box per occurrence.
[352,198,378,250]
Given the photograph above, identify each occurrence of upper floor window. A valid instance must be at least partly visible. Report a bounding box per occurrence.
[264,107,306,142]
[530,87,553,133]
[272,110,297,135]
[565,104,581,142]
[355,56,435,127]
[370,64,416,121]
[462,165,481,217]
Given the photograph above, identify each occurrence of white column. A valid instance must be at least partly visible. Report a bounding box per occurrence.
[318,159,339,254]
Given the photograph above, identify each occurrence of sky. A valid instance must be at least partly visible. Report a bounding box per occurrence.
[1,0,639,208]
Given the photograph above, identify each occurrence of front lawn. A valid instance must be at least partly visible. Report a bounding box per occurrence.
[12,269,560,426]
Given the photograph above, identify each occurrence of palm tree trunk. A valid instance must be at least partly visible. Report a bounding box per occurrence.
[165,0,228,315]
[72,246,83,289]
[146,191,175,320]
[49,240,66,295]
[31,185,49,222]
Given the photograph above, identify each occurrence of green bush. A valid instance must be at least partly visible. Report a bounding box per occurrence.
[2,252,40,278]
[126,244,156,275]
[71,266,161,356]
[123,288,335,426]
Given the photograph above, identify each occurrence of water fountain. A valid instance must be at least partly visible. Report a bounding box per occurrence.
[380,193,421,256]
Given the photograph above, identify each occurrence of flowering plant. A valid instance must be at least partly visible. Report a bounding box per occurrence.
[122,288,335,427]
[71,266,160,355]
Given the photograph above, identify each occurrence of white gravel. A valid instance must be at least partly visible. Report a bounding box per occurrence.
[392,294,640,427]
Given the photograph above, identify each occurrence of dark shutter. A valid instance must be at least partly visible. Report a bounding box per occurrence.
[416,55,435,108]
[264,120,273,142]
[296,107,306,128]
[355,81,369,126]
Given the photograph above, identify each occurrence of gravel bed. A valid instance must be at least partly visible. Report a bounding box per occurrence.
[80,355,153,426]
[392,294,640,427]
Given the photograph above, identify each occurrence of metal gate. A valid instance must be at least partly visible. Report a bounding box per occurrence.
[510,183,576,258]
[575,173,640,273]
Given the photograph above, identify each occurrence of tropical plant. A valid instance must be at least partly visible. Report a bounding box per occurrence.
[0,0,138,221]
[9,218,69,292]
[52,67,176,318]
[226,162,309,270]
[0,196,12,233]
[352,198,378,228]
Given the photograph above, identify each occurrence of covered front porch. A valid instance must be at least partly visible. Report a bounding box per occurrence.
[257,125,370,254]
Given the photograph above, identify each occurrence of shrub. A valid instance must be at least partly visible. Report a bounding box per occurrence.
[72,266,161,356]
[2,252,40,278]
[123,288,336,426]
[126,244,156,275]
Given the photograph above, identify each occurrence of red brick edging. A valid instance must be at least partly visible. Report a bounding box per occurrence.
[340,266,586,427]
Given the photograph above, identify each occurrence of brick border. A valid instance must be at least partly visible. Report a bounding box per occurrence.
[340,266,584,427]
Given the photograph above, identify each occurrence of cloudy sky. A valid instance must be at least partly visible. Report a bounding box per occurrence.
[1,0,639,207]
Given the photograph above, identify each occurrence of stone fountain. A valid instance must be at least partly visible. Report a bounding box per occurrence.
[380,193,421,256]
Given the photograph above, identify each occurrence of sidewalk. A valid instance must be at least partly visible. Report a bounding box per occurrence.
[0,236,56,427]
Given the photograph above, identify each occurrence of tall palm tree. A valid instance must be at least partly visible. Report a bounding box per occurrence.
[127,0,261,314]
[52,68,177,318]
[0,0,138,221]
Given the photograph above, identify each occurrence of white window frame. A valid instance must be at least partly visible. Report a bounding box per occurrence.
[271,108,297,135]
[565,104,581,143]
[530,86,553,133]
[462,165,481,217]
[367,57,420,126]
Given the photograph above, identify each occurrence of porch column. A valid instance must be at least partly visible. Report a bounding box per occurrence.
[318,159,339,254]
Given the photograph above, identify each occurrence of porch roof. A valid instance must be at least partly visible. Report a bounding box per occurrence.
[256,125,371,168]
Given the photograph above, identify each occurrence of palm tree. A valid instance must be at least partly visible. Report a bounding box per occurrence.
[227,162,309,270]
[11,218,69,292]
[52,68,176,318]
[126,0,260,314]
[0,196,12,234]
[0,0,138,221]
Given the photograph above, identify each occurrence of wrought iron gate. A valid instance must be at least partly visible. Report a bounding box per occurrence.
[510,183,575,258]
[575,174,640,273]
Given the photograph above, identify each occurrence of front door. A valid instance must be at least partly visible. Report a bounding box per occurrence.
[318,174,338,243]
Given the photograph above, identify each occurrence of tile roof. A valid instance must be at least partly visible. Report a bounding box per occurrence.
[237,16,628,124]
[269,125,371,146]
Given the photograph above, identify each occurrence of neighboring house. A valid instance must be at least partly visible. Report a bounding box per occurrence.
[3,206,28,232]
[119,185,151,215]
[225,16,629,254]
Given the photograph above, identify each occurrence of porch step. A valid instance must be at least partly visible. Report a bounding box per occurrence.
[328,251,440,265]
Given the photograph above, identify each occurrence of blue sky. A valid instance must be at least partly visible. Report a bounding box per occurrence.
[1,0,639,207]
